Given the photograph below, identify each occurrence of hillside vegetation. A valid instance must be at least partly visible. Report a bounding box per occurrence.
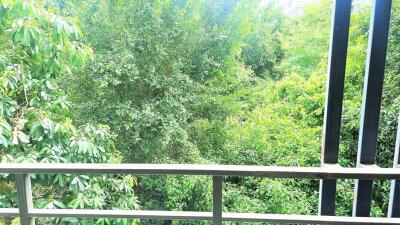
[1,0,400,224]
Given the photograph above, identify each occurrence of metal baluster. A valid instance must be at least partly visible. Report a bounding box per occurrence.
[389,115,400,217]
[213,176,223,225]
[353,0,392,217]
[319,0,352,216]
[16,174,35,225]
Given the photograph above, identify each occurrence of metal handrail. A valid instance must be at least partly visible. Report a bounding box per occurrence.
[1,163,400,178]
[1,163,400,225]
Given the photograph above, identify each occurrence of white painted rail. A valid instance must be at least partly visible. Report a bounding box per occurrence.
[1,163,400,179]
[1,163,400,224]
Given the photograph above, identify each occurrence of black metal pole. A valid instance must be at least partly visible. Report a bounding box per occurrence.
[319,0,352,216]
[353,0,392,217]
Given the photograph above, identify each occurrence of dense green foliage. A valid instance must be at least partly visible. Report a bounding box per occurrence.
[1,0,400,224]
[0,1,138,224]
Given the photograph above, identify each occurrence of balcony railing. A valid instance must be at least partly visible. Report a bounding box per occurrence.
[0,0,399,224]
[1,163,400,225]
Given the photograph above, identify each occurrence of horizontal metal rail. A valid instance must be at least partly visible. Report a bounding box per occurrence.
[1,163,400,179]
[0,208,19,217]
[1,208,400,224]
[1,163,400,224]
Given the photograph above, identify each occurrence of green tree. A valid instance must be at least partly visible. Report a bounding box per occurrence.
[0,1,139,224]
[278,0,331,77]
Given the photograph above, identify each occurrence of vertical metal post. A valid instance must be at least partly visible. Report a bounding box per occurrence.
[16,174,35,225]
[213,176,223,225]
[319,0,352,216]
[353,0,392,217]
[389,115,400,217]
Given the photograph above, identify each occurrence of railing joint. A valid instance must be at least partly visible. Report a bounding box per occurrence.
[322,163,342,168]
[357,164,380,169]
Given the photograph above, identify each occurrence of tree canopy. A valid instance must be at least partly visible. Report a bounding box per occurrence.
[1,0,400,224]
